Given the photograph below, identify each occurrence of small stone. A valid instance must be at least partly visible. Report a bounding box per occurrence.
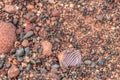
[51,64,60,69]
[51,9,60,17]
[22,39,29,47]
[0,59,4,69]
[16,48,24,57]
[41,40,52,56]
[16,28,23,35]
[4,5,18,13]
[13,18,18,25]
[24,12,37,22]
[17,57,24,62]
[24,23,34,33]
[48,0,55,4]
[26,64,32,71]
[25,47,30,56]
[26,4,34,10]
[23,31,34,39]
[91,62,95,68]
[8,65,20,78]
[99,59,105,67]
[96,15,104,21]
[29,73,34,78]
[19,65,23,71]
[84,60,92,65]
[0,54,6,59]
[20,32,24,41]
[40,68,47,73]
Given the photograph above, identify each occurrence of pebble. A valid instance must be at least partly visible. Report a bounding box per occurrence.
[24,23,34,33]
[0,59,4,69]
[23,31,34,39]
[22,39,29,47]
[40,68,47,73]
[19,65,23,71]
[24,12,37,22]
[84,60,92,65]
[20,32,24,41]
[17,57,24,62]
[51,9,60,17]
[41,40,52,56]
[110,51,117,55]
[30,59,36,64]
[0,54,6,59]
[51,64,60,69]
[25,47,30,56]
[8,65,20,78]
[96,15,104,21]
[26,64,32,71]
[5,62,11,68]
[4,5,18,13]
[16,48,25,57]
[99,59,105,67]
[13,18,18,25]
[91,62,95,68]
[26,4,34,10]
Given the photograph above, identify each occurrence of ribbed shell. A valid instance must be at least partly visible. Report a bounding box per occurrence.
[58,49,81,68]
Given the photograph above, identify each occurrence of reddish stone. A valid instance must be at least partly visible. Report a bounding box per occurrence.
[4,5,17,13]
[16,27,23,34]
[22,39,29,47]
[8,65,20,78]
[51,9,60,17]
[24,23,34,33]
[26,4,34,10]
[0,22,16,54]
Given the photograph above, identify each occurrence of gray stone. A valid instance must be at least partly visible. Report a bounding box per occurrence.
[51,64,60,68]
[17,57,24,62]
[23,31,34,39]
[25,47,30,56]
[16,48,24,57]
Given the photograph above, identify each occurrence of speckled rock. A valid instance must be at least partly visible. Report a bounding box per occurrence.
[8,65,20,78]
[41,40,52,56]
[4,5,18,13]
[0,22,16,54]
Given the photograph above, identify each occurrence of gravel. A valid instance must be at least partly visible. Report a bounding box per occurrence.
[0,0,119,79]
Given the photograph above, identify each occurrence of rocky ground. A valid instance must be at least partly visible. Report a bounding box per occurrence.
[0,0,120,80]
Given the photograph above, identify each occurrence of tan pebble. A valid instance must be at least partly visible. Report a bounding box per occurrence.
[41,40,52,56]
[29,73,34,78]
[12,59,19,65]
[21,62,27,68]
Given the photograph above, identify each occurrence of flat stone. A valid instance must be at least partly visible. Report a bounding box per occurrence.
[4,5,18,13]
